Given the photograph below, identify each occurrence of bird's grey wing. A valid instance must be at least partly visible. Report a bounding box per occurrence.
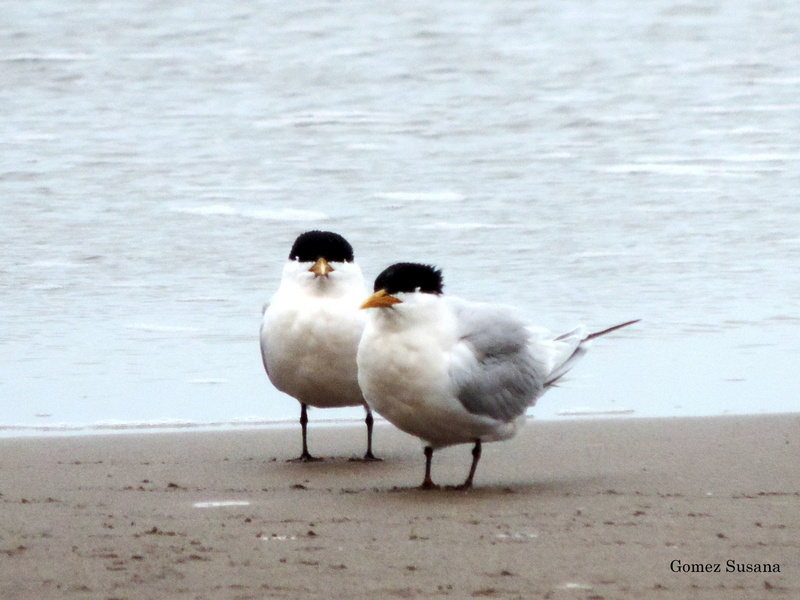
[446,298,547,422]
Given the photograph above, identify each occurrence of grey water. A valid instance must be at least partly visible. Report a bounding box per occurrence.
[2,0,799,436]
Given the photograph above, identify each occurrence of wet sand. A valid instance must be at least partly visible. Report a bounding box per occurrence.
[1,414,799,599]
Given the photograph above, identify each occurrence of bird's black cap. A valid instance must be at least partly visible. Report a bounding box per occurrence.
[373,262,444,295]
[289,231,354,263]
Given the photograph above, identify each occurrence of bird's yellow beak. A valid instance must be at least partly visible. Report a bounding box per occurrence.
[309,257,333,277]
[360,289,402,309]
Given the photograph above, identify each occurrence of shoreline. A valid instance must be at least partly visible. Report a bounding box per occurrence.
[0,409,793,440]
[1,413,799,598]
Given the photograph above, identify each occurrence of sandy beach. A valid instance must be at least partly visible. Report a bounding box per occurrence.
[1,414,798,599]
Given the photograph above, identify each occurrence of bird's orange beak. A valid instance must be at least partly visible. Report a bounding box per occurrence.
[309,257,333,277]
[360,289,402,309]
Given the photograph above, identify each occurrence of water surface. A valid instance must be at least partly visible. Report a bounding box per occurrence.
[2,0,798,435]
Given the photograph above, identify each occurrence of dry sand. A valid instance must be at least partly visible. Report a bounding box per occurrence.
[1,414,799,599]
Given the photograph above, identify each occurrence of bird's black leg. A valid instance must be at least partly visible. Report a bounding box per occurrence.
[362,407,382,461]
[291,403,322,462]
[451,439,481,490]
[419,446,439,490]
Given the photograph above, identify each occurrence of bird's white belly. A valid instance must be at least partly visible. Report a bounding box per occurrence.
[358,331,514,447]
[263,303,364,409]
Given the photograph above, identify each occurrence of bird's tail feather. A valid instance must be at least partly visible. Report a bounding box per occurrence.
[545,319,640,387]
[583,319,641,342]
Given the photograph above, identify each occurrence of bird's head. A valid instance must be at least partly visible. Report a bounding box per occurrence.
[288,230,355,278]
[360,262,443,309]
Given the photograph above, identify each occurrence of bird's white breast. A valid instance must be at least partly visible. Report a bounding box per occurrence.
[357,299,517,447]
[261,274,366,409]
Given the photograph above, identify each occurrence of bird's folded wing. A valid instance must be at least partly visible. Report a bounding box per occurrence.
[445,298,547,422]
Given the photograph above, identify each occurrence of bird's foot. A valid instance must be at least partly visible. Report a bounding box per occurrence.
[418,480,441,491]
[287,453,323,463]
[362,451,383,462]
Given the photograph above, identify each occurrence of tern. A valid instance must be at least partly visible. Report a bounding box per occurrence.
[260,230,379,461]
[357,262,637,488]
